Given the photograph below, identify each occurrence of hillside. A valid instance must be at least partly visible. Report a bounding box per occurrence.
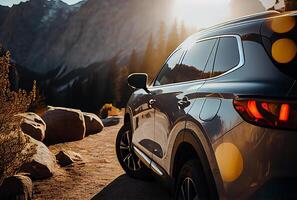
[0,0,267,111]
[0,0,172,74]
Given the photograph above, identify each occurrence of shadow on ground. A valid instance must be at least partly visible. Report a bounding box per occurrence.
[91,174,172,200]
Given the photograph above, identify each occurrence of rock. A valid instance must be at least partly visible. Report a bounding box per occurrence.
[99,104,121,119]
[102,116,122,127]
[0,175,32,200]
[56,150,84,167]
[42,107,86,144]
[20,137,57,180]
[83,112,104,135]
[18,112,46,141]
[99,104,111,119]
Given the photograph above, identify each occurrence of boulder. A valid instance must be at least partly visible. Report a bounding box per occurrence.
[18,112,46,141]
[83,112,104,135]
[56,150,84,167]
[0,175,32,200]
[42,107,86,144]
[20,137,57,180]
[102,116,122,127]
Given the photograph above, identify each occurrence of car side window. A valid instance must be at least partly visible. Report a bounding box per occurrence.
[203,40,218,78]
[179,39,217,81]
[154,49,184,86]
[212,37,240,77]
[155,39,217,86]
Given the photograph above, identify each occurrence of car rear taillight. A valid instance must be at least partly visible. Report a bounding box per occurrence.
[233,98,297,130]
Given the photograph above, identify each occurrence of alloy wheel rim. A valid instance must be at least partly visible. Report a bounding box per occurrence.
[119,130,142,171]
[178,177,199,200]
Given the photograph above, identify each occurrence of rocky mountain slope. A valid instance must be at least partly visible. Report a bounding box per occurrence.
[0,0,75,73]
[0,0,266,111]
[0,0,172,74]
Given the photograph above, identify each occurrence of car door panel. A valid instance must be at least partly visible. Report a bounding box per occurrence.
[130,89,155,157]
[132,49,185,158]
[152,82,205,167]
[152,38,218,168]
[186,36,246,142]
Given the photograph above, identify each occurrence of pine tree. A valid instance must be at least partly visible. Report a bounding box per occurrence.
[180,21,189,43]
[117,65,130,107]
[166,20,179,57]
[128,49,138,74]
[142,33,155,80]
[106,55,119,104]
[156,21,166,69]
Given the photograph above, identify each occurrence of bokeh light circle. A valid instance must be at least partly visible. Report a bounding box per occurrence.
[270,16,296,34]
[215,143,243,182]
[272,38,297,64]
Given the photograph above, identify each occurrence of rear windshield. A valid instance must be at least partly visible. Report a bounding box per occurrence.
[261,14,297,79]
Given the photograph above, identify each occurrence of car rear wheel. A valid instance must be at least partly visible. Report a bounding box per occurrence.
[116,124,152,180]
[176,160,208,200]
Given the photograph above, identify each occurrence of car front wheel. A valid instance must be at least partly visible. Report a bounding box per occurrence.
[115,124,152,180]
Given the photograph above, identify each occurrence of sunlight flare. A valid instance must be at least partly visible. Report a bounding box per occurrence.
[173,0,231,28]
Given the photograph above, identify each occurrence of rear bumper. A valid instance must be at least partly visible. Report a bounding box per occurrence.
[212,122,297,199]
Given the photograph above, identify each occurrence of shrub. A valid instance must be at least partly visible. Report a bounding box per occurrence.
[0,50,36,131]
[0,48,37,185]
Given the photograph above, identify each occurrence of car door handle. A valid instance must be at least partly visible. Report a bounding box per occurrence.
[149,99,156,105]
[178,96,190,108]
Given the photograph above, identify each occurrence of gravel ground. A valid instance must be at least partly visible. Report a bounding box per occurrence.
[32,121,172,200]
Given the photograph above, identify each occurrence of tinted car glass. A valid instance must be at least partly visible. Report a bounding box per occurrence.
[155,49,183,86]
[213,37,240,77]
[155,39,217,86]
[203,39,219,78]
[178,39,217,81]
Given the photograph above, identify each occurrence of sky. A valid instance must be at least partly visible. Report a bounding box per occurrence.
[0,0,82,6]
[174,0,231,28]
[173,0,280,28]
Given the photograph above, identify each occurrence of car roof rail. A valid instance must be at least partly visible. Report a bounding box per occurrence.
[198,11,281,34]
[220,11,280,26]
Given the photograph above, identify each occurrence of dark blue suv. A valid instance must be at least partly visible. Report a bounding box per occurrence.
[116,11,297,199]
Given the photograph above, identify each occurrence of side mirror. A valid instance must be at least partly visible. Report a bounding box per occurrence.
[128,73,150,93]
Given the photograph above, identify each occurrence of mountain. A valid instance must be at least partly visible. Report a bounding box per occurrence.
[0,0,174,111]
[0,0,267,111]
[44,0,173,74]
[0,0,172,74]
[0,6,9,29]
[0,0,84,73]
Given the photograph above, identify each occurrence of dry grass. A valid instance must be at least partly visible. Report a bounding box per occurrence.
[0,49,36,131]
[0,48,37,185]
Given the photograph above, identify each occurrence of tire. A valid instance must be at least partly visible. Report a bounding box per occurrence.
[115,124,152,180]
[175,160,209,200]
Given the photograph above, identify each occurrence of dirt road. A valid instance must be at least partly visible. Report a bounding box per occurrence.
[32,121,172,200]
